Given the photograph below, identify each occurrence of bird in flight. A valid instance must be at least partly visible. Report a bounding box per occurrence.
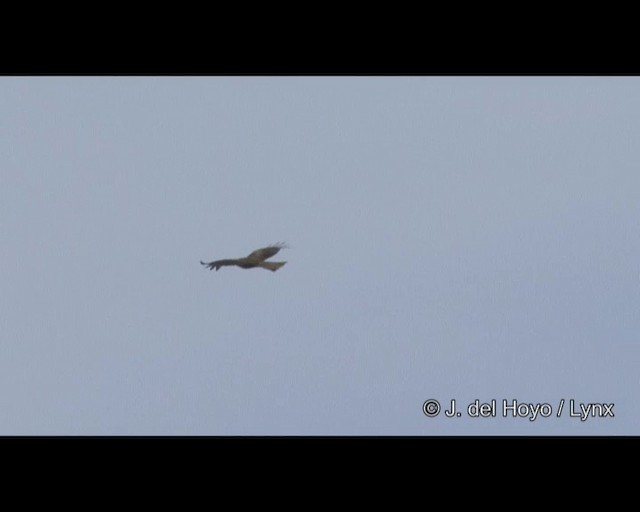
[200,242,288,272]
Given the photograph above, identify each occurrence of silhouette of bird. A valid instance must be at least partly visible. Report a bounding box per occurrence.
[200,242,288,272]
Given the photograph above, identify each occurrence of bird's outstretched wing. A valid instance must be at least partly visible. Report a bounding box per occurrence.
[245,242,288,263]
[200,259,241,271]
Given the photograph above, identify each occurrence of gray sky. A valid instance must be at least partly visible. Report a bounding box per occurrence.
[1,77,638,435]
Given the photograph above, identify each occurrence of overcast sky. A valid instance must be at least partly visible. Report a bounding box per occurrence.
[1,76,638,435]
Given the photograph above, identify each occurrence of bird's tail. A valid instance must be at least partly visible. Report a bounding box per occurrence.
[260,261,286,272]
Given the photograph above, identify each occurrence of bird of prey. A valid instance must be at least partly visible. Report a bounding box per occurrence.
[200,242,288,272]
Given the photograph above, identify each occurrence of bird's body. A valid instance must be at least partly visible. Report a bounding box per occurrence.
[201,243,288,272]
